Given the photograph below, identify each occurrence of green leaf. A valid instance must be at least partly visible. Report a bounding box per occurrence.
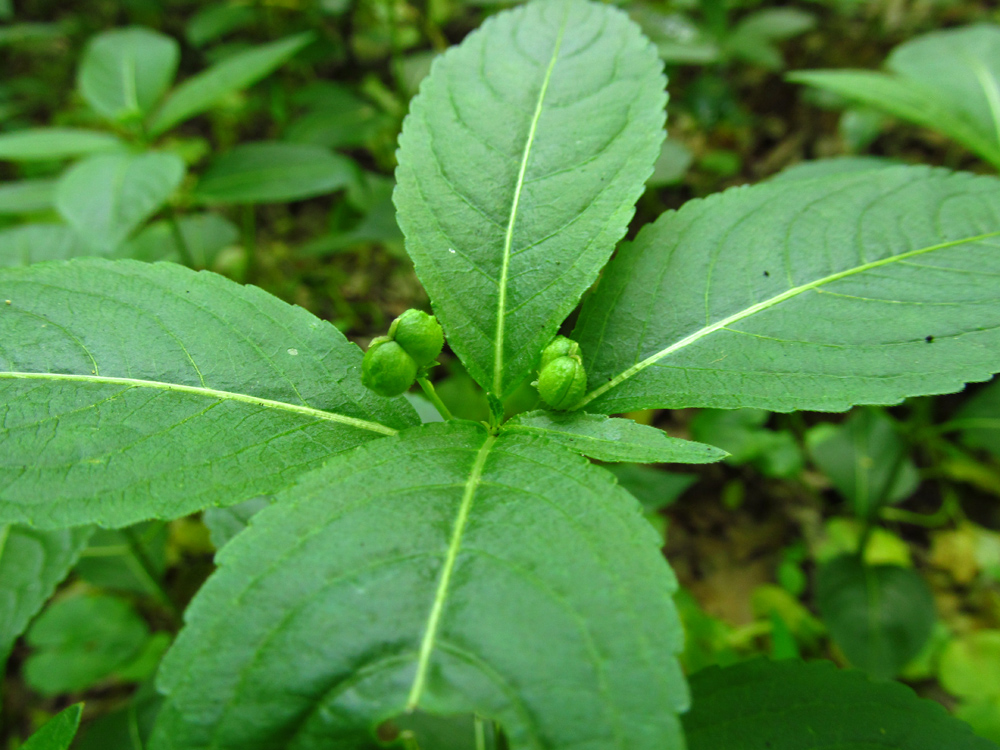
[25,593,153,695]
[647,138,692,187]
[147,32,314,136]
[75,682,163,750]
[940,630,1000,701]
[573,166,1000,414]
[956,378,1000,458]
[150,422,687,750]
[21,704,84,750]
[120,212,238,266]
[75,522,168,596]
[203,496,274,550]
[504,410,725,464]
[807,408,919,519]
[0,525,93,666]
[816,555,936,680]
[690,409,803,478]
[0,178,56,214]
[0,258,417,528]
[683,658,997,750]
[605,464,697,512]
[770,155,901,182]
[55,152,186,253]
[395,0,666,397]
[0,224,91,266]
[185,4,257,48]
[790,24,1000,170]
[192,142,356,204]
[0,128,123,161]
[78,27,179,122]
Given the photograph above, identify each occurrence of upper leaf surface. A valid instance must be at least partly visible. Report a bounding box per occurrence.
[684,658,997,750]
[151,422,687,750]
[503,410,725,464]
[0,525,92,666]
[21,704,84,750]
[146,32,313,136]
[0,259,417,528]
[573,166,1000,414]
[0,128,123,162]
[78,27,179,122]
[394,0,665,397]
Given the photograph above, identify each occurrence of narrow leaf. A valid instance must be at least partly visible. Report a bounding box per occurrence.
[192,142,356,204]
[151,422,687,750]
[0,225,91,266]
[0,524,93,666]
[504,410,725,464]
[0,128,123,161]
[78,28,179,122]
[147,32,314,136]
[21,704,84,750]
[684,658,996,750]
[55,152,186,253]
[816,555,936,680]
[0,178,56,214]
[0,259,417,528]
[573,166,1000,414]
[395,0,666,397]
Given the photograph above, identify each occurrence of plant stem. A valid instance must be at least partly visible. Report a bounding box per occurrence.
[417,376,452,421]
[474,715,487,750]
[165,206,196,267]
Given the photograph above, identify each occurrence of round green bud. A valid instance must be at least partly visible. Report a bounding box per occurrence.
[537,355,586,411]
[362,337,418,397]
[389,309,444,367]
[539,335,581,371]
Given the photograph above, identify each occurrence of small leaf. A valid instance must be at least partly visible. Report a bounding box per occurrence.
[816,555,936,680]
[573,166,1000,414]
[395,0,666,397]
[151,422,687,750]
[956,378,1000,458]
[0,178,56,214]
[504,410,725,464]
[0,128,123,161]
[939,630,1000,701]
[78,27,179,122]
[75,522,168,596]
[55,152,186,253]
[807,408,919,519]
[21,704,84,750]
[690,409,803,478]
[120,212,239,266]
[0,224,91,266]
[193,142,356,204]
[202,496,274,550]
[605,464,697,511]
[0,259,417,528]
[684,658,996,750]
[147,32,314,136]
[770,155,900,182]
[0,525,93,666]
[185,4,257,48]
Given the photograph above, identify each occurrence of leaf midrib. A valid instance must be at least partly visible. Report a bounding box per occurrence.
[574,229,1000,409]
[1,371,397,436]
[492,12,569,395]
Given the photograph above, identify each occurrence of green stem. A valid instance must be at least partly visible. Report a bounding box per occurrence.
[417,376,452,421]
[121,526,179,624]
[165,206,195,267]
[475,715,487,750]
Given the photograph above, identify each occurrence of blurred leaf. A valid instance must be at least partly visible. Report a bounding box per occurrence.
[956,378,1000,458]
[0,224,93,266]
[752,584,824,649]
[286,82,390,149]
[725,9,815,70]
[25,593,153,695]
[0,178,55,214]
[684,658,997,750]
[691,409,803,478]
[940,630,1000,701]
[807,408,919,519]
[55,152,186,252]
[121,212,238,267]
[147,32,314,136]
[629,5,720,64]
[21,704,83,750]
[606,464,697,512]
[770,156,900,182]
[647,138,693,187]
[816,518,912,567]
[394,713,499,750]
[0,128,123,161]
[193,142,355,204]
[75,682,163,750]
[0,23,64,47]
[78,27,179,122]
[75,522,168,596]
[185,4,257,48]
[202,496,274,551]
[956,699,1000,747]
[816,555,935,680]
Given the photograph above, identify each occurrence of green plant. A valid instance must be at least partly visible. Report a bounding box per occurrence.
[3,0,1000,747]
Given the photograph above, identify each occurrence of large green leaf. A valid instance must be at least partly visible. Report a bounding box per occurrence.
[0,225,90,266]
[503,410,725,464]
[816,555,936,680]
[395,0,666,397]
[21,704,83,750]
[573,166,1000,414]
[0,128,123,161]
[150,422,687,750]
[55,151,186,253]
[146,33,314,136]
[684,658,996,750]
[0,524,92,666]
[78,27,179,122]
[192,142,356,204]
[790,25,1000,170]
[0,259,417,528]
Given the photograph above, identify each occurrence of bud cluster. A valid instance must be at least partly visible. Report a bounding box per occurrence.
[535,335,586,410]
[362,309,444,397]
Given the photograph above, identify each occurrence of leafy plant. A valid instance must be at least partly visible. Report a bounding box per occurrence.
[3,0,1000,747]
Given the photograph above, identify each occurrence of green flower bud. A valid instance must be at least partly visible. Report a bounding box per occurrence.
[539,335,581,371]
[389,309,444,367]
[537,355,586,410]
[362,337,418,397]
